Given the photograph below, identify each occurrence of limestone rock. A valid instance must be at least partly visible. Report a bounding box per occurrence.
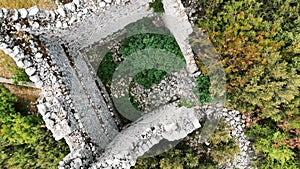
[18,8,28,18]
[104,0,112,3]
[28,6,39,16]
[34,52,43,59]
[65,3,76,12]
[99,2,106,7]
[16,60,25,68]
[11,10,19,21]
[35,80,44,88]
[29,75,40,82]
[56,20,62,28]
[37,104,47,116]
[0,9,3,18]
[57,7,66,17]
[45,118,55,127]
[32,22,40,29]
[1,8,8,18]
[25,67,36,76]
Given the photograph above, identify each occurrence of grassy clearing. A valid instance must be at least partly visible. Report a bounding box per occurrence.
[0,0,56,10]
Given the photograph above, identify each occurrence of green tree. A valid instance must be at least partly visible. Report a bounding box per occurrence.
[0,85,69,168]
[247,122,299,168]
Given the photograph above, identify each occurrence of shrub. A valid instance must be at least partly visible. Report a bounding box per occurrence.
[194,75,211,104]
[134,68,168,89]
[247,122,299,168]
[97,51,118,90]
[149,0,164,13]
[0,85,69,168]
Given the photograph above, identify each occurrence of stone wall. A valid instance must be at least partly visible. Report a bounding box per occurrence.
[91,104,201,168]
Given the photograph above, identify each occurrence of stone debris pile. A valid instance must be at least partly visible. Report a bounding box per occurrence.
[185,105,256,169]
[221,109,255,169]
[130,69,199,112]
[91,104,201,168]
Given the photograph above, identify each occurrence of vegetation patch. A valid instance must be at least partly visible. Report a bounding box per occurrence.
[149,0,164,13]
[0,51,19,79]
[194,75,211,104]
[0,85,69,168]
[97,33,184,90]
[194,0,300,168]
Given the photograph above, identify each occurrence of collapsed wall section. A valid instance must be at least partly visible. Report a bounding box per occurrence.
[91,104,201,168]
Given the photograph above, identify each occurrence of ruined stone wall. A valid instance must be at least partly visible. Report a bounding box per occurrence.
[91,104,201,168]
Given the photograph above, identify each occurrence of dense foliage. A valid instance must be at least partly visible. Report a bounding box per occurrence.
[0,85,69,168]
[195,75,211,104]
[98,32,185,89]
[193,0,300,168]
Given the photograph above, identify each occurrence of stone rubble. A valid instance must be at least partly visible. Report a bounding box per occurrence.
[91,104,201,168]
[202,106,255,169]
[129,69,199,112]
[130,74,255,168]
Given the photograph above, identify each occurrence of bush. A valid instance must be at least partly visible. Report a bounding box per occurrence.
[247,122,299,168]
[134,68,168,89]
[149,0,164,13]
[194,75,211,104]
[0,85,69,168]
